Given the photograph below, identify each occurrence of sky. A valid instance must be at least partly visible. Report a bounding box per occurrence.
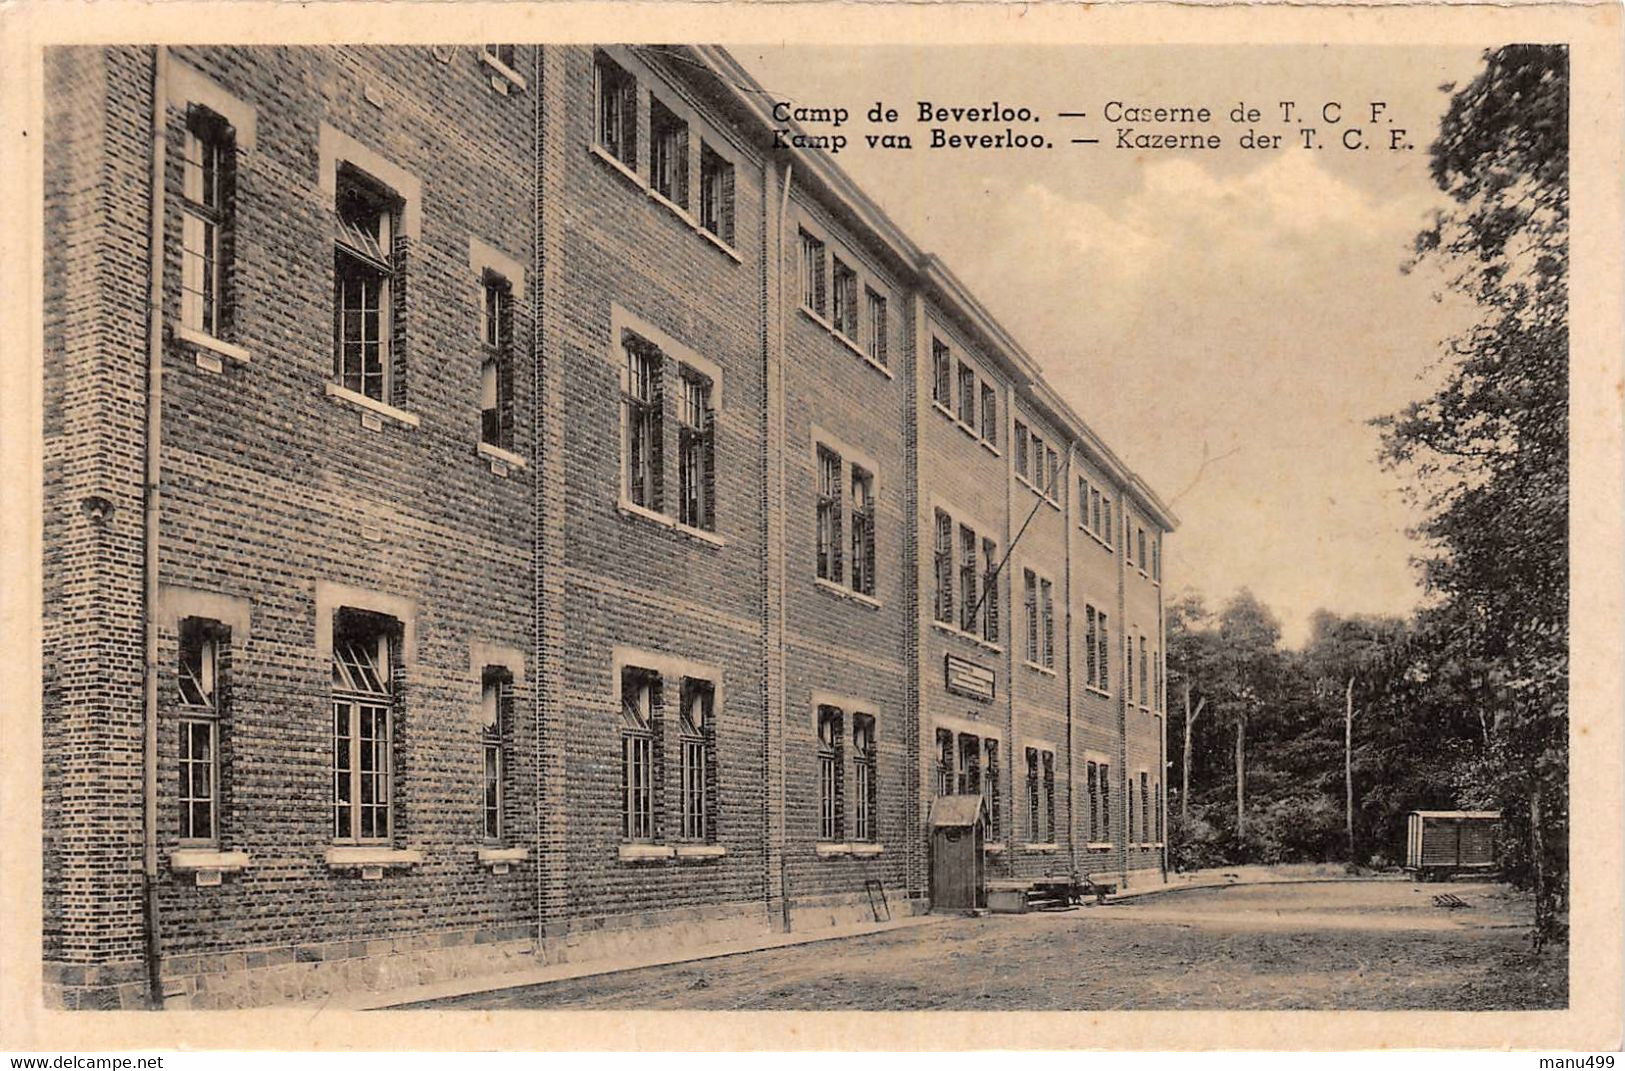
[739,45,1491,646]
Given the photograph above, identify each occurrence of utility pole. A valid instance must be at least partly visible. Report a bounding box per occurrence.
[1344,676,1356,863]
[1181,683,1205,822]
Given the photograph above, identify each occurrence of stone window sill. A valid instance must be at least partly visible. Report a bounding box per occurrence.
[1023,660,1058,678]
[696,223,744,264]
[616,497,726,547]
[477,441,527,475]
[172,323,252,368]
[619,843,675,864]
[849,842,883,857]
[324,382,421,429]
[325,846,425,879]
[983,841,1007,855]
[170,848,251,886]
[476,846,529,873]
[830,326,894,381]
[1021,842,1060,854]
[676,844,727,861]
[1086,842,1113,852]
[814,577,881,611]
[590,142,643,189]
[931,619,1003,657]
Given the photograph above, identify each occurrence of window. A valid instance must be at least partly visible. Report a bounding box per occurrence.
[333,168,399,403]
[981,537,1000,643]
[479,275,513,449]
[1155,781,1164,843]
[1126,631,1135,704]
[180,110,232,340]
[1100,763,1112,845]
[1154,652,1163,711]
[931,339,951,408]
[1139,636,1149,707]
[1030,433,1045,487]
[1138,527,1149,573]
[485,44,517,69]
[1043,752,1056,843]
[649,97,689,208]
[852,715,877,842]
[622,337,661,510]
[956,733,981,796]
[1013,420,1029,478]
[958,525,978,633]
[332,611,397,844]
[1140,772,1152,843]
[178,619,223,843]
[865,288,887,366]
[1025,747,1040,842]
[935,728,954,797]
[1086,761,1099,842]
[1045,448,1059,495]
[816,447,842,584]
[799,229,826,317]
[817,706,843,842]
[982,740,1001,841]
[956,362,976,426]
[1103,496,1114,548]
[933,509,953,625]
[480,668,508,843]
[679,679,715,842]
[831,258,858,339]
[1085,607,1098,688]
[699,143,735,246]
[1128,787,1136,850]
[595,51,637,167]
[1092,487,1103,536]
[678,371,714,530]
[850,466,875,597]
[979,384,998,447]
[1100,612,1111,693]
[1040,579,1055,669]
[620,667,659,842]
[1023,569,1039,665]
[1152,533,1162,581]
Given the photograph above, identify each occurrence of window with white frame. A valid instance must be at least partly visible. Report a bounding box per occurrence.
[621,336,662,511]
[1023,569,1039,665]
[1152,532,1162,581]
[1013,419,1029,478]
[1102,496,1114,548]
[852,714,877,842]
[816,446,842,584]
[799,229,826,317]
[865,288,887,366]
[957,361,977,426]
[831,257,858,340]
[1138,526,1148,573]
[678,370,715,531]
[1041,579,1055,669]
[594,50,637,168]
[479,273,513,449]
[933,509,953,625]
[178,618,225,844]
[679,678,715,843]
[934,728,954,797]
[980,536,1000,644]
[649,96,689,208]
[699,143,735,246]
[331,611,398,844]
[484,44,518,70]
[850,465,875,598]
[333,167,401,404]
[931,338,951,408]
[1085,605,1101,689]
[179,109,234,342]
[817,705,843,842]
[479,667,509,843]
[620,666,660,842]
[958,525,978,632]
[980,383,998,448]
[1091,486,1103,536]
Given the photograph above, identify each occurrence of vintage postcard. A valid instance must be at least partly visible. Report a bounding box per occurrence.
[1,0,1620,1055]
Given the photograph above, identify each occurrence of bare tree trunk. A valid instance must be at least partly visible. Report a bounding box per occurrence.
[1530,781,1548,950]
[1181,686,1204,822]
[1234,716,1246,836]
[1345,677,1355,863]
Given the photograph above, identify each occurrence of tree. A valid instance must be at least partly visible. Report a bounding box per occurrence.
[1375,45,1569,942]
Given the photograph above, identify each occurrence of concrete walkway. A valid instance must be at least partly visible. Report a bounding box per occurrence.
[330,912,946,1011]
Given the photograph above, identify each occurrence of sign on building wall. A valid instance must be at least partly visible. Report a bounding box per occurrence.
[944,655,996,702]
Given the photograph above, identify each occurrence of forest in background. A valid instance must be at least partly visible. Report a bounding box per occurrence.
[1164,44,1569,944]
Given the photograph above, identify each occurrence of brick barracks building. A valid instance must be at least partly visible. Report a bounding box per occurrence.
[42,44,1177,1009]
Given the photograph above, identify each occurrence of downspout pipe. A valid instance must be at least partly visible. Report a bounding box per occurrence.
[776,159,792,935]
[142,44,170,1009]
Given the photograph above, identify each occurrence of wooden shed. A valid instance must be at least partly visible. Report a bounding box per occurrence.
[1405,810,1501,878]
[928,794,987,912]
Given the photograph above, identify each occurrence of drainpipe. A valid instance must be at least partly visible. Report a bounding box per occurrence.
[776,159,793,934]
[142,44,170,1009]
